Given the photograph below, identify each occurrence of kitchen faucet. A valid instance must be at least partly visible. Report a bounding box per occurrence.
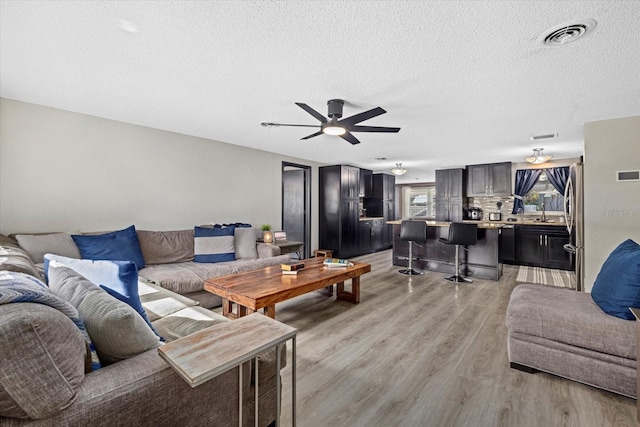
[541,203,546,222]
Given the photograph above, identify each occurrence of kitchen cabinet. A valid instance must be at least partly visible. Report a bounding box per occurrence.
[359,219,384,252]
[515,225,573,270]
[364,174,396,249]
[340,166,360,199]
[319,165,363,258]
[372,173,395,201]
[358,221,372,252]
[360,168,372,197]
[467,162,512,197]
[435,168,465,222]
[501,225,516,263]
[372,219,384,250]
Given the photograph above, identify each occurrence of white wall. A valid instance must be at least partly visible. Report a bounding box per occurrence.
[0,98,322,250]
[584,115,640,291]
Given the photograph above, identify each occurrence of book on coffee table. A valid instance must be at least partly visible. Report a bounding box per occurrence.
[323,258,353,268]
[281,261,305,271]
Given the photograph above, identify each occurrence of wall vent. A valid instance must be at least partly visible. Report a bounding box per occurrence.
[616,170,640,182]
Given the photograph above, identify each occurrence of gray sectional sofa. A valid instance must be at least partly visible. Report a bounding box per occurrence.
[11,226,292,308]
[0,232,287,426]
[506,284,636,398]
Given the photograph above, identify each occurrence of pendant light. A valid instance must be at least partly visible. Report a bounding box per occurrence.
[390,163,407,175]
[525,148,552,164]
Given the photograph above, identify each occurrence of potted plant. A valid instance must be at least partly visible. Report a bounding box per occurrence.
[260,224,273,243]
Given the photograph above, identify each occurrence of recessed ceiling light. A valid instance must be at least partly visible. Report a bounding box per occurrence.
[537,19,596,46]
[118,19,139,34]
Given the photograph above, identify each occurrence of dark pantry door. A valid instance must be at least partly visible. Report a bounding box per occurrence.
[282,168,307,258]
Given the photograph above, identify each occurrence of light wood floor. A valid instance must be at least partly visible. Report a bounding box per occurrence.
[272,250,636,427]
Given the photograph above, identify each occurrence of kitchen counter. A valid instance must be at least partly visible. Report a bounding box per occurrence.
[387,219,503,229]
[391,222,502,281]
[388,219,567,227]
[359,217,384,221]
[497,219,566,227]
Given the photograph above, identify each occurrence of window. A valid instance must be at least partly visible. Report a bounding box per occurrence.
[401,185,436,218]
[523,171,564,213]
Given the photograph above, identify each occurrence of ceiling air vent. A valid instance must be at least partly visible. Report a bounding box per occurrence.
[538,19,597,46]
[530,133,557,141]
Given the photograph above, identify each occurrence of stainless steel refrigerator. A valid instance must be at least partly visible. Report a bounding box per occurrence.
[563,162,584,291]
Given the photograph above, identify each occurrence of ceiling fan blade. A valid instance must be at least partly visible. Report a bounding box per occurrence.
[301,131,324,140]
[339,107,386,127]
[262,122,320,128]
[350,125,401,133]
[295,103,328,123]
[339,132,361,145]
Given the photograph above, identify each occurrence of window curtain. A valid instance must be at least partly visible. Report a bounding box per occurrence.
[544,166,570,194]
[511,169,543,214]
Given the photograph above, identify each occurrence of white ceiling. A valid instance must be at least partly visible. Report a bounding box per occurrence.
[1,1,639,183]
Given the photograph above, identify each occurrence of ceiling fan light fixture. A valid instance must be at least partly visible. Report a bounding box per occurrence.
[322,125,346,136]
[525,148,553,164]
[391,163,407,176]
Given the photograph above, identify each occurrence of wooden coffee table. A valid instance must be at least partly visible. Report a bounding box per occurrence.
[204,257,371,319]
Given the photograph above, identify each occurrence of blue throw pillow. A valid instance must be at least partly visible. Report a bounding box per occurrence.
[43,254,162,340]
[194,226,236,263]
[591,239,640,320]
[72,225,145,270]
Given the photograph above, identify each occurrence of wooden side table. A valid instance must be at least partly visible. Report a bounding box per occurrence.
[274,240,304,258]
[158,313,297,427]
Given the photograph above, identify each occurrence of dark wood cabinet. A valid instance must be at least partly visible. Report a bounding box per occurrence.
[319,165,363,258]
[372,174,395,201]
[358,221,372,252]
[515,225,573,270]
[371,219,384,250]
[360,169,372,198]
[435,168,465,222]
[500,225,516,263]
[467,162,512,197]
[340,166,360,199]
[359,219,384,252]
[363,174,395,250]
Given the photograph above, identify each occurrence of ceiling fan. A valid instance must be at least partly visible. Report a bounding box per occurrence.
[261,99,400,145]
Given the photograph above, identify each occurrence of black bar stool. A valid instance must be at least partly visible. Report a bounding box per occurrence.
[399,220,427,275]
[439,222,478,282]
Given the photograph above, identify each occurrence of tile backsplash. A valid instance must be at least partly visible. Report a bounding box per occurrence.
[468,196,515,219]
[468,196,564,220]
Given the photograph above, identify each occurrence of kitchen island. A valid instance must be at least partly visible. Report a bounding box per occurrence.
[388,220,503,281]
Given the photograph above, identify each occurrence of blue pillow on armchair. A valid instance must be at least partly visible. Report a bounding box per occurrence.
[591,239,640,320]
[72,225,145,270]
[43,254,162,340]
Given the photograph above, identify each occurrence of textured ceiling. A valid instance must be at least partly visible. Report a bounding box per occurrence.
[1,1,639,183]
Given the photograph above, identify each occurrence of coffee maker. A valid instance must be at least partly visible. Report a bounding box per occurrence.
[466,207,482,220]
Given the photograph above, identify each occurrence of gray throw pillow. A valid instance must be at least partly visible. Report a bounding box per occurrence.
[234,227,258,259]
[0,303,87,420]
[136,229,194,265]
[15,233,81,264]
[48,264,161,365]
